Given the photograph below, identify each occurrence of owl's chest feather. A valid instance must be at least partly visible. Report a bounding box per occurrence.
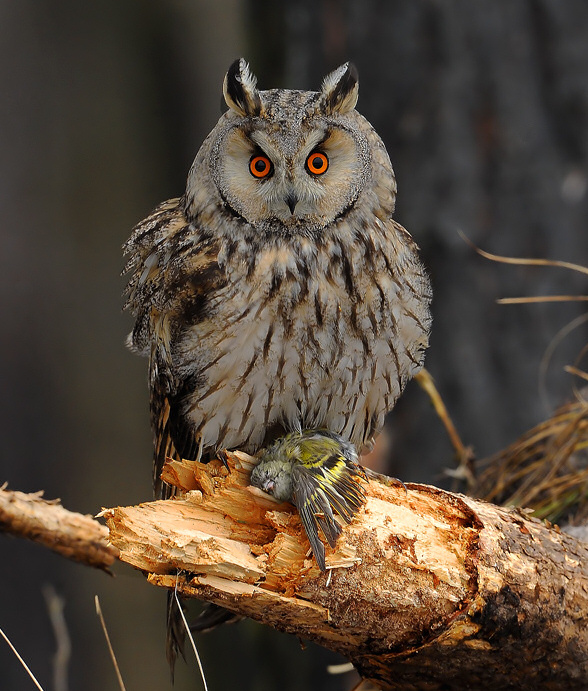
[171,231,424,452]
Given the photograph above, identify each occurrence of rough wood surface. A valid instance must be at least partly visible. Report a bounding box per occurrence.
[2,462,587,688]
[103,453,588,690]
[0,486,118,570]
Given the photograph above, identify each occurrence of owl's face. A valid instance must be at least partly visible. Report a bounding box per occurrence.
[216,108,368,230]
[190,60,387,235]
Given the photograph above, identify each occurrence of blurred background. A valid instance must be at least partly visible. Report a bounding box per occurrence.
[1,1,587,689]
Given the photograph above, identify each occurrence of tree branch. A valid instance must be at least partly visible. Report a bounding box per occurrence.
[3,453,588,689]
[104,453,588,690]
[0,485,118,570]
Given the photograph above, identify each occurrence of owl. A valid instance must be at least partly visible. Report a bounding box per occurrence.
[124,57,431,492]
[123,58,431,664]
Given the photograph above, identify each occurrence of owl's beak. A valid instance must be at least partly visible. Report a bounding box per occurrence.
[284,192,299,215]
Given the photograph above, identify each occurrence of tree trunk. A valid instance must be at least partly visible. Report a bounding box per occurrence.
[98,453,588,690]
[4,453,587,688]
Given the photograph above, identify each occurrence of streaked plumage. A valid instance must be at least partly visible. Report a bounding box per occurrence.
[123,58,431,669]
[124,59,431,498]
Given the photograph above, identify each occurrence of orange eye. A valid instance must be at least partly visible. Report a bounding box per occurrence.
[249,155,272,178]
[306,151,329,175]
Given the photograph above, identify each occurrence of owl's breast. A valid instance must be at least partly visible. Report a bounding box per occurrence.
[173,226,430,454]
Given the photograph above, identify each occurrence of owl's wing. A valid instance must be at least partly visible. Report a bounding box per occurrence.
[124,197,230,672]
[150,363,200,500]
[123,197,223,499]
[291,452,366,571]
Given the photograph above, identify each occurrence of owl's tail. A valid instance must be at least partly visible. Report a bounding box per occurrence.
[166,592,242,679]
[166,592,186,680]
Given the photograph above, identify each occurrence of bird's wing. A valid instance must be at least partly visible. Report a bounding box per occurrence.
[292,451,365,571]
[123,197,223,499]
[149,362,199,500]
[124,197,231,674]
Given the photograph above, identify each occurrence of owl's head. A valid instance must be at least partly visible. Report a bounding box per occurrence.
[186,59,396,235]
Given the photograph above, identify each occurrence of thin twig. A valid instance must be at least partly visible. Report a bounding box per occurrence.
[459,231,588,276]
[174,584,209,691]
[0,625,46,691]
[497,295,588,304]
[565,365,588,385]
[95,596,127,691]
[539,313,588,411]
[414,369,475,488]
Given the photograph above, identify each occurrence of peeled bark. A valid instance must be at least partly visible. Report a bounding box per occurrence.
[103,453,588,690]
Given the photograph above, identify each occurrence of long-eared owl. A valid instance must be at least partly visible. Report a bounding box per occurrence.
[124,59,432,500]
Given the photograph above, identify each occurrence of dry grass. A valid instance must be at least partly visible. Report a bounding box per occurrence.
[474,395,588,523]
[456,240,588,523]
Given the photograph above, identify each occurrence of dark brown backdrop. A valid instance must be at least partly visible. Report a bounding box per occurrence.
[1,2,586,689]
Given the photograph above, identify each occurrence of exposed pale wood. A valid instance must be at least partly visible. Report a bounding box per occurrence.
[104,453,588,690]
[3,458,588,689]
[0,486,117,570]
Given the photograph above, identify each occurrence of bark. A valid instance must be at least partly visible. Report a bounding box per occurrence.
[101,453,588,691]
[2,462,587,689]
[0,486,118,570]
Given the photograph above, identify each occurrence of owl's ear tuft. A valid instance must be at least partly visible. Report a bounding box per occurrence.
[320,62,359,115]
[223,58,262,117]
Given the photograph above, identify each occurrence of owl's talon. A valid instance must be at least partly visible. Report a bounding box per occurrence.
[216,449,230,470]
